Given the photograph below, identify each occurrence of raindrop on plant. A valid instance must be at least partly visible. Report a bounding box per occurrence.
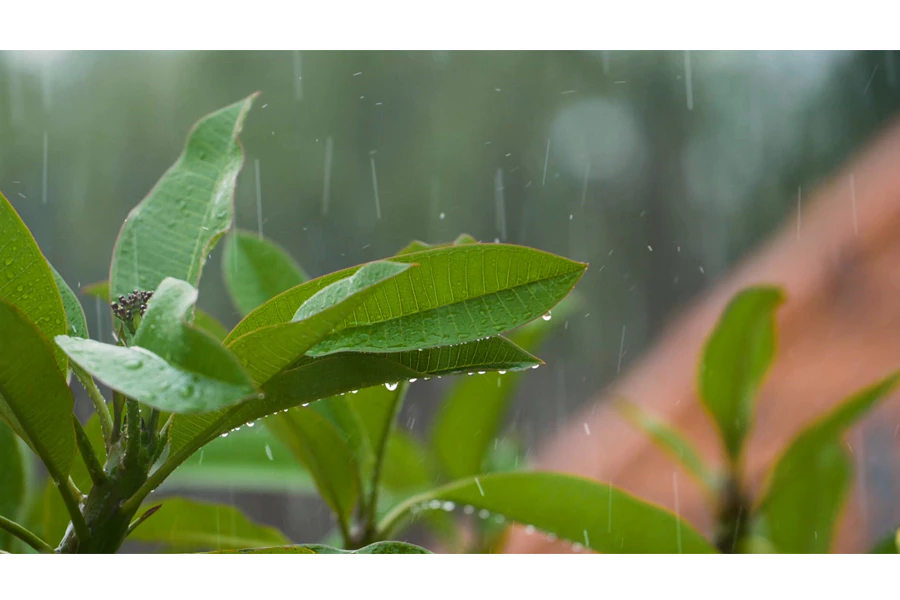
[384,382,399,391]
[542,311,552,321]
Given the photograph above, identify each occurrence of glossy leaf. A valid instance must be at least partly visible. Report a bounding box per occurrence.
[165,337,540,474]
[56,278,257,413]
[49,264,88,339]
[431,297,577,480]
[80,278,226,341]
[0,300,75,484]
[164,423,315,494]
[699,286,784,459]
[616,401,719,495]
[305,245,588,356]
[394,233,478,257]
[109,94,257,300]
[211,541,430,554]
[381,472,717,554]
[0,192,67,372]
[227,261,412,385]
[227,245,585,354]
[0,421,27,550]
[126,497,289,552]
[222,229,308,316]
[266,408,360,525]
[758,374,899,553]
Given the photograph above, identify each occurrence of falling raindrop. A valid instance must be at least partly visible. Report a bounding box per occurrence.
[265,444,274,460]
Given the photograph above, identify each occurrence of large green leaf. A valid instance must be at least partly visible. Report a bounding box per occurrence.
[431,296,577,480]
[80,279,226,341]
[109,94,257,301]
[164,423,315,494]
[266,408,360,525]
[616,401,719,495]
[56,278,257,413]
[0,192,67,372]
[0,300,75,484]
[126,497,289,552]
[226,245,585,354]
[165,337,540,474]
[227,261,412,385]
[210,541,430,554]
[49,265,88,339]
[699,286,784,460]
[0,421,27,550]
[222,229,308,316]
[380,472,717,554]
[757,374,899,553]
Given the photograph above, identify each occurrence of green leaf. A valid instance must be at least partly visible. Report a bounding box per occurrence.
[381,472,717,554]
[265,408,361,526]
[49,265,88,339]
[311,394,377,485]
[109,94,257,301]
[0,421,27,550]
[431,297,577,480]
[381,430,434,493]
[616,401,719,495]
[227,261,412,385]
[56,278,257,413]
[210,541,431,554]
[222,229,308,316]
[307,245,587,356]
[699,286,784,460]
[80,277,225,342]
[757,374,899,553]
[126,497,289,552]
[394,233,478,257]
[0,192,67,372]
[164,422,315,494]
[166,336,540,472]
[0,300,75,484]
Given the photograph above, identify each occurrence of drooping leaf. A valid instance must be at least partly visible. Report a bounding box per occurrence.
[227,261,412,385]
[431,296,577,480]
[164,337,540,476]
[265,408,360,526]
[0,300,75,484]
[699,286,784,460]
[210,541,430,554]
[757,374,899,553]
[616,400,719,495]
[56,278,257,413]
[126,497,289,552]
[381,472,717,554]
[164,423,315,494]
[0,420,27,550]
[0,192,67,372]
[80,278,225,341]
[222,229,308,316]
[109,94,257,301]
[49,264,88,339]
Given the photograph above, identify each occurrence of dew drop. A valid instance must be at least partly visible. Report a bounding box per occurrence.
[385,382,399,391]
[477,371,486,375]
[408,378,417,383]
[478,509,490,519]
[525,525,536,535]
[439,212,446,220]
[220,432,229,438]
[124,358,143,369]
[498,370,507,375]
[541,311,552,321]
[531,364,539,370]
[463,505,475,515]
[246,422,255,428]
[428,499,442,510]
[442,501,455,512]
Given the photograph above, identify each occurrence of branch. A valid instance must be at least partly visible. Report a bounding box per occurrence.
[73,415,107,486]
[72,364,113,444]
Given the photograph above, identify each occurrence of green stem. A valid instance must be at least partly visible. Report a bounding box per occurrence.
[124,399,142,469]
[377,488,436,540]
[73,415,107,486]
[72,364,113,444]
[361,381,409,545]
[55,479,90,544]
[126,504,161,537]
[112,390,124,443]
[0,514,54,553]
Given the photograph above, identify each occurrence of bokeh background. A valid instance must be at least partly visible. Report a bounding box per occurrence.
[2,50,899,546]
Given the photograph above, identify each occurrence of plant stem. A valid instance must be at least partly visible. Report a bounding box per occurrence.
[360,381,409,546]
[124,399,142,469]
[715,466,749,553]
[0,515,54,553]
[73,415,107,486]
[125,504,161,537]
[112,390,124,443]
[55,479,90,544]
[72,364,113,444]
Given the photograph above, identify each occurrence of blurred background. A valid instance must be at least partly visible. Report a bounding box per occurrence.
[2,50,899,548]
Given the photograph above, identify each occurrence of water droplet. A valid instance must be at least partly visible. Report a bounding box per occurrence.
[442,501,455,512]
[477,371,486,375]
[247,422,255,427]
[220,432,229,438]
[385,382,399,391]
[124,358,143,369]
[351,389,359,394]
[541,311,552,321]
[408,378,417,383]
[463,505,475,515]
[531,364,539,370]
[498,370,507,375]
[264,443,274,460]
[439,212,446,220]
[428,499,441,510]
[525,525,536,535]
[478,509,490,519]
[179,384,194,397]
